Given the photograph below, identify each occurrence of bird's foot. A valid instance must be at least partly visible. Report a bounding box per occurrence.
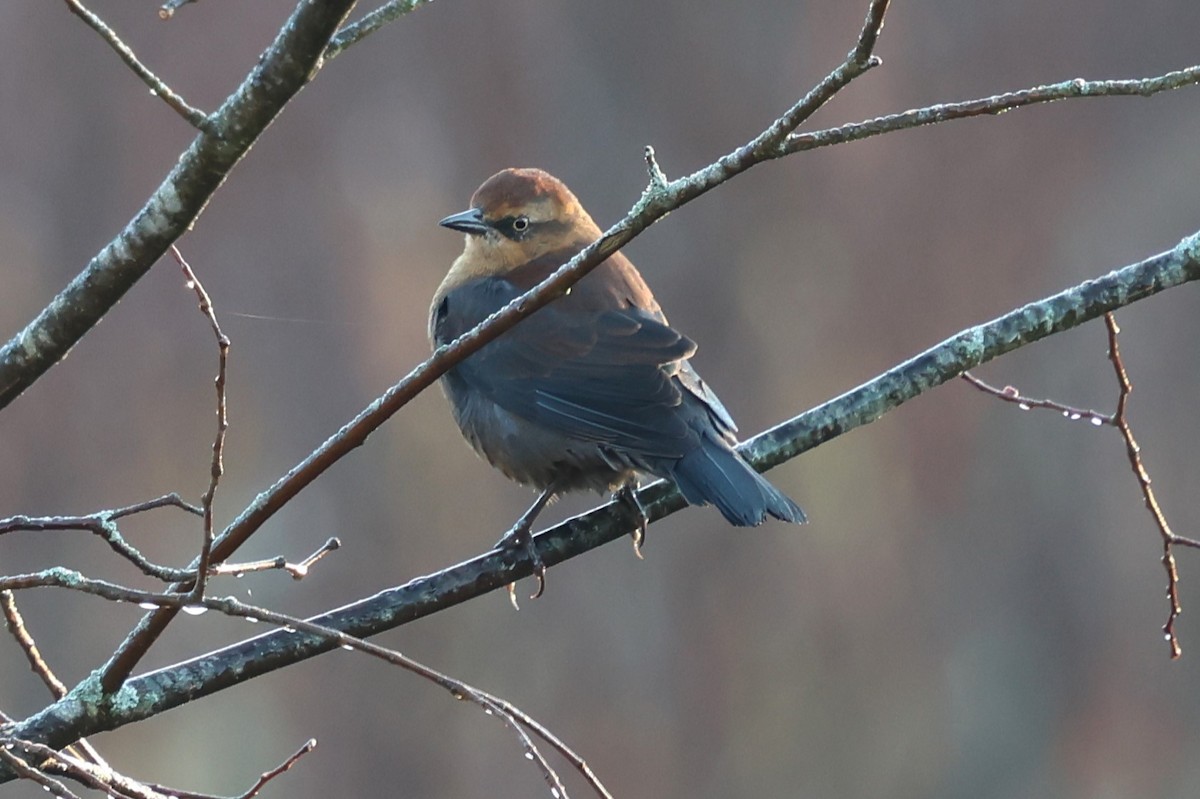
[496,523,545,608]
[497,485,559,608]
[614,482,649,559]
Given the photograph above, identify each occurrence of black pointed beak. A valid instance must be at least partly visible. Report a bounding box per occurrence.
[439,207,490,235]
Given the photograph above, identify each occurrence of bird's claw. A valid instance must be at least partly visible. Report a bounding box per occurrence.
[614,483,649,559]
[496,523,546,607]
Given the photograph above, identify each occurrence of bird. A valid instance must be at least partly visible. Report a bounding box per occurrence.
[431,168,805,597]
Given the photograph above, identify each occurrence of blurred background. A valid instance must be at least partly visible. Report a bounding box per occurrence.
[2,0,1200,796]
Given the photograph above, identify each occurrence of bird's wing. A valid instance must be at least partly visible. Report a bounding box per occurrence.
[432,261,703,458]
[675,361,738,438]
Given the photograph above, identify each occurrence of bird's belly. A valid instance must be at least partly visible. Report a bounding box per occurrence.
[445,378,636,494]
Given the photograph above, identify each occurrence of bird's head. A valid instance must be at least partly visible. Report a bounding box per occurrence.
[439,168,602,275]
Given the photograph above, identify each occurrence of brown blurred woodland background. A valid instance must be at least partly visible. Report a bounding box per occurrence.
[3,1,1200,797]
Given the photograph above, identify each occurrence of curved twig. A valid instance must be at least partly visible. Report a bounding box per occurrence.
[63,0,207,128]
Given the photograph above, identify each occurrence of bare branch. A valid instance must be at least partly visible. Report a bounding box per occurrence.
[1102,314,1200,658]
[852,0,890,62]
[0,0,357,411]
[0,490,334,587]
[4,588,610,794]
[235,738,317,799]
[0,568,191,602]
[960,371,1111,427]
[480,694,613,798]
[0,745,81,799]
[167,600,605,797]
[784,67,1200,156]
[964,314,1200,657]
[324,0,437,60]
[62,0,207,128]
[0,495,201,582]
[109,493,203,520]
[285,537,342,579]
[1,591,67,697]
[0,493,201,536]
[207,538,342,579]
[144,739,317,799]
[4,738,171,798]
[0,593,109,769]
[0,592,108,768]
[170,246,230,602]
[159,0,197,20]
[474,699,570,799]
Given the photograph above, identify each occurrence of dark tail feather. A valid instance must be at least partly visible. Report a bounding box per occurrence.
[669,440,807,526]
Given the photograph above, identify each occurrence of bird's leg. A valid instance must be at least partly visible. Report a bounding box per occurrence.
[613,480,649,559]
[497,484,559,604]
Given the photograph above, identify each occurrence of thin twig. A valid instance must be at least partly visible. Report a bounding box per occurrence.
[0,568,187,601]
[158,0,197,20]
[109,493,203,519]
[207,538,342,579]
[1,591,67,697]
[0,1,356,412]
[0,745,82,799]
[0,589,106,770]
[0,500,328,586]
[2,571,608,796]
[784,67,1200,156]
[1,738,169,799]
[237,738,317,799]
[0,493,202,533]
[324,0,436,60]
[852,0,889,60]
[1103,314,1200,658]
[0,494,202,582]
[144,739,317,799]
[287,537,342,579]
[472,696,569,798]
[475,693,612,799]
[965,315,1200,658]
[960,371,1111,426]
[62,0,208,128]
[644,146,668,190]
[205,557,286,578]
[713,0,887,168]
[190,600,603,798]
[171,246,230,603]
[0,591,111,769]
